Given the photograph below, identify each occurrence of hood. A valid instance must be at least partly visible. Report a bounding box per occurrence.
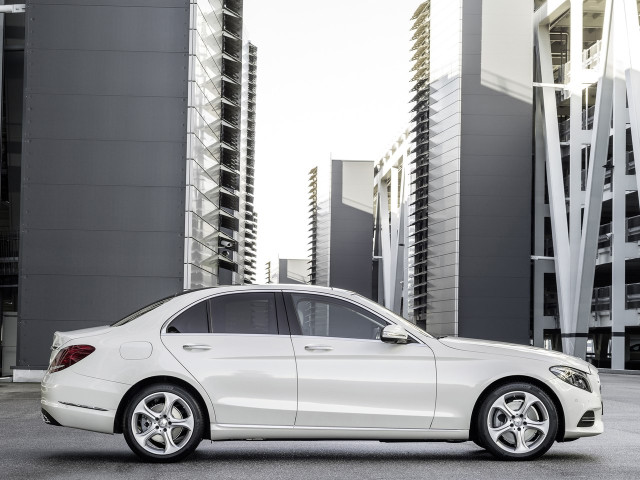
[51,325,112,351]
[438,336,592,372]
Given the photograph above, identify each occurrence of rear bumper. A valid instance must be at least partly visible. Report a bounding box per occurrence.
[41,370,129,434]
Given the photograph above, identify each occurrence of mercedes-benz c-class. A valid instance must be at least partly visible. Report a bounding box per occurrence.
[41,285,603,462]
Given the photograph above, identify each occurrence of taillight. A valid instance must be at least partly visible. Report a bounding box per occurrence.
[49,345,95,373]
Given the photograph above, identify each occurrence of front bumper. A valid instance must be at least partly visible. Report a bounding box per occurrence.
[553,370,604,440]
[41,370,129,434]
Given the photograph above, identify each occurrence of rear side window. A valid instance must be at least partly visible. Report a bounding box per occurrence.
[166,300,209,334]
[209,292,278,335]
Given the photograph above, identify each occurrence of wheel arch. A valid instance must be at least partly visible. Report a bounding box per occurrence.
[468,375,566,443]
[113,375,212,440]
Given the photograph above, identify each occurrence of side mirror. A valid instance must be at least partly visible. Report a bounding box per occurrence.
[381,324,408,344]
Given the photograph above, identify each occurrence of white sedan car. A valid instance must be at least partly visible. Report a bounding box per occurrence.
[41,285,603,462]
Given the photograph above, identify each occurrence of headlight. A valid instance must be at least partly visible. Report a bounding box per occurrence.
[550,366,592,392]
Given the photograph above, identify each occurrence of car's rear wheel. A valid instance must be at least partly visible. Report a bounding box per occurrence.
[476,382,558,460]
[123,384,204,463]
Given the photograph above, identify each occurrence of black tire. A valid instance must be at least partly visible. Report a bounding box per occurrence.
[123,383,204,463]
[476,382,558,460]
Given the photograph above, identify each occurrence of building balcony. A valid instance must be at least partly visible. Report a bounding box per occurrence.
[222,36,241,61]
[222,57,242,84]
[221,103,241,128]
[222,13,242,39]
[222,0,243,18]
[222,80,241,106]
[556,40,602,98]
[544,282,640,328]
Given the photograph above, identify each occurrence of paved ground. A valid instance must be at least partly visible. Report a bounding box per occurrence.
[1,374,638,480]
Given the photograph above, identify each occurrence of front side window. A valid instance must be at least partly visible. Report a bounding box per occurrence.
[166,300,209,334]
[290,294,387,340]
[209,292,278,335]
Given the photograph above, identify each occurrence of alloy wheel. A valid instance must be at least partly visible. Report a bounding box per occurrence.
[130,391,195,456]
[486,390,550,454]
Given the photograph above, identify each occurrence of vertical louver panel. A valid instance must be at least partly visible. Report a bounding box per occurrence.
[185,0,248,287]
[409,1,431,328]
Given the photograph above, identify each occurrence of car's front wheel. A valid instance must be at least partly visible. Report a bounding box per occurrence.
[123,384,204,463]
[476,382,558,460]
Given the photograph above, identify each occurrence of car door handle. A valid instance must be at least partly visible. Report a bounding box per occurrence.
[304,344,333,351]
[182,344,211,351]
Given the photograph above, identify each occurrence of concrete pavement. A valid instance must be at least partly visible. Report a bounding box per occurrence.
[0,374,638,480]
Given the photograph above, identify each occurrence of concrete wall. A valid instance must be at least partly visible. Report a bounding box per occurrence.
[277,259,308,284]
[329,160,374,298]
[457,0,532,343]
[17,0,190,367]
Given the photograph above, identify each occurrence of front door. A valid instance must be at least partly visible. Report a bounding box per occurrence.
[285,292,437,429]
[161,291,297,426]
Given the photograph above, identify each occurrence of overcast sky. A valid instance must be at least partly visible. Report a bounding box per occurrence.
[243,0,420,282]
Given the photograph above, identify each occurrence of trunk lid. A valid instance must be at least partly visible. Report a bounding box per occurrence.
[49,325,112,364]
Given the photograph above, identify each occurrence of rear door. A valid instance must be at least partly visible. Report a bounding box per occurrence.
[161,291,297,426]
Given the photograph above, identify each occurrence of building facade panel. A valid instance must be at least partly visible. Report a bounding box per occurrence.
[20,230,184,277]
[25,49,188,97]
[22,139,186,187]
[16,1,192,369]
[25,4,189,52]
[25,94,188,141]
[20,185,183,232]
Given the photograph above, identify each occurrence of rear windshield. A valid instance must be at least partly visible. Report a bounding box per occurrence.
[110,289,212,327]
[110,297,174,327]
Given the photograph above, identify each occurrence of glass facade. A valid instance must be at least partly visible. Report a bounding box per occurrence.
[185,0,255,288]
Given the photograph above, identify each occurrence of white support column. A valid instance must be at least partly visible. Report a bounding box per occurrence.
[389,167,400,312]
[536,25,573,351]
[572,0,615,359]
[378,178,392,309]
[392,166,406,314]
[533,84,549,348]
[569,0,583,305]
[623,0,640,196]
[620,0,640,367]
[400,157,411,318]
[611,0,627,370]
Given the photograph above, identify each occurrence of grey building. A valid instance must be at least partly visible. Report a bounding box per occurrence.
[266,258,308,285]
[308,159,374,298]
[409,0,532,342]
[0,0,258,380]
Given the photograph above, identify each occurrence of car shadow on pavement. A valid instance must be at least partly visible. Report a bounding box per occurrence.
[37,446,597,465]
